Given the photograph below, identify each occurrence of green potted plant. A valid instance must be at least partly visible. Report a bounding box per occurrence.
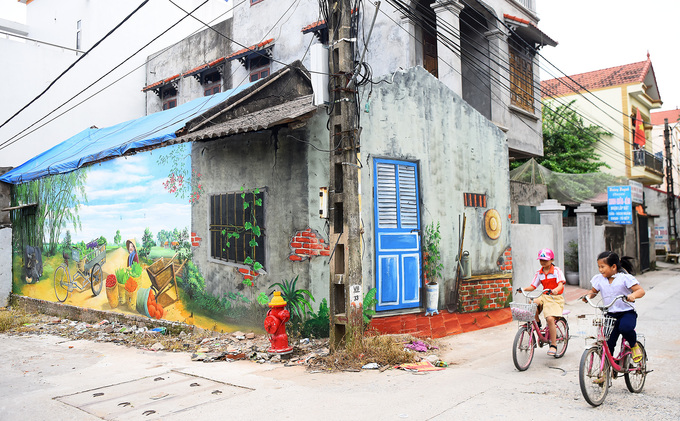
[423,222,443,316]
[564,241,579,285]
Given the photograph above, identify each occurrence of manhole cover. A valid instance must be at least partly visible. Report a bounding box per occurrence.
[56,371,252,420]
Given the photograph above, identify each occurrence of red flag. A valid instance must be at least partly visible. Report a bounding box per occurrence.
[634,109,646,147]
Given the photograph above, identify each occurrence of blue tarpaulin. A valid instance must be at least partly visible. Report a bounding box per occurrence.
[0,83,254,184]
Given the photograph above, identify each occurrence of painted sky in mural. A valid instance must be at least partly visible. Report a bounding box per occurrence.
[70,144,191,245]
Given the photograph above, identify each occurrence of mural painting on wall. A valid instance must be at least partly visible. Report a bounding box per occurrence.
[10,143,262,332]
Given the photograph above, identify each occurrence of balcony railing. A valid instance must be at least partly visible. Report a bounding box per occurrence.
[514,0,536,13]
[633,149,663,174]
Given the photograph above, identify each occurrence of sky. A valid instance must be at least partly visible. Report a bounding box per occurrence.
[72,143,191,247]
[536,0,680,112]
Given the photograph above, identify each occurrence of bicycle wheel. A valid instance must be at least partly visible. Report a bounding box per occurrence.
[90,263,103,296]
[53,265,70,303]
[512,324,535,371]
[553,318,569,358]
[579,346,610,407]
[625,342,647,393]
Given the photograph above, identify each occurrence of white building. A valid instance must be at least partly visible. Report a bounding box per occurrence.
[0,0,233,168]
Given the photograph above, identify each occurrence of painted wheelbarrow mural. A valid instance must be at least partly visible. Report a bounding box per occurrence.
[145,253,186,308]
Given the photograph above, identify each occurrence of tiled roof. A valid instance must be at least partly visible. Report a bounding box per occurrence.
[503,14,557,47]
[542,59,651,98]
[302,19,326,33]
[651,109,680,126]
[184,57,226,78]
[227,38,274,61]
[141,74,180,92]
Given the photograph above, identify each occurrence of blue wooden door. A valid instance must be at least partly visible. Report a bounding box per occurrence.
[373,159,421,311]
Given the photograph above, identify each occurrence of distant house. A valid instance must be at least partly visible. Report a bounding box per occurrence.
[542,56,664,270]
[647,109,680,250]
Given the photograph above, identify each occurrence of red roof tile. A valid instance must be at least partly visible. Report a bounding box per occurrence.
[651,109,680,126]
[141,73,180,92]
[302,19,326,32]
[227,38,274,60]
[542,59,651,98]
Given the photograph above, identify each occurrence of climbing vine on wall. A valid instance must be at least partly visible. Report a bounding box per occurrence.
[221,186,264,286]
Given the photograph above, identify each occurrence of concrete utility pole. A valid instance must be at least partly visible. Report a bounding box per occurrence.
[327,0,362,350]
[664,118,678,246]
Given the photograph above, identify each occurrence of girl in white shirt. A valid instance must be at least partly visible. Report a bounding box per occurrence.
[583,251,645,362]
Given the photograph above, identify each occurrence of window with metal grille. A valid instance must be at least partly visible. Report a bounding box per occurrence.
[509,37,535,113]
[209,189,266,268]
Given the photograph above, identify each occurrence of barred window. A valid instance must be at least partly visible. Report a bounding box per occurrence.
[209,189,265,268]
[509,37,535,113]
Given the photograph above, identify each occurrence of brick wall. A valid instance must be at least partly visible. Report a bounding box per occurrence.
[497,246,512,273]
[191,232,202,247]
[288,228,330,262]
[458,277,513,313]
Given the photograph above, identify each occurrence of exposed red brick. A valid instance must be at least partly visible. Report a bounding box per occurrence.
[320,250,331,256]
[238,268,249,274]
[290,242,302,248]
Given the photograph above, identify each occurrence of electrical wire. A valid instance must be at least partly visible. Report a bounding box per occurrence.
[0,0,151,131]
[0,0,237,152]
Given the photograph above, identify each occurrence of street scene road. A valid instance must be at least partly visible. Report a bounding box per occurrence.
[1,263,679,421]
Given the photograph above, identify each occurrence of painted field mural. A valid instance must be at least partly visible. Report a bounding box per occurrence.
[10,143,263,333]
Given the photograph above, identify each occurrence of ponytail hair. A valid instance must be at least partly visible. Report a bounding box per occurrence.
[597,251,634,274]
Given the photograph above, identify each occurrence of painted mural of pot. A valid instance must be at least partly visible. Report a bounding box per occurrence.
[424,282,439,316]
[105,274,118,308]
[136,287,151,317]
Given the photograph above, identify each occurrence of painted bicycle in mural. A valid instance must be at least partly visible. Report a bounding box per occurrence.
[54,241,106,302]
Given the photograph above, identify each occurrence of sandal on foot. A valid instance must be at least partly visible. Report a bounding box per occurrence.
[547,345,557,356]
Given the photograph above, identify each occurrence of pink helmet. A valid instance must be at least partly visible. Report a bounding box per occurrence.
[537,248,554,261]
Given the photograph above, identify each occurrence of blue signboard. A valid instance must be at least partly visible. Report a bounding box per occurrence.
[607,186,633,225]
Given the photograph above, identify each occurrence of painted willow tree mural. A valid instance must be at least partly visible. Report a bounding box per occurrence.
[11,169,88,255]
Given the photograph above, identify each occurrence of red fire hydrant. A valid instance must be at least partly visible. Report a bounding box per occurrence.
[264,291,293,354]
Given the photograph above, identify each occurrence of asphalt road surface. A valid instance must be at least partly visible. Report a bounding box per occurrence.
[1,263,679,420]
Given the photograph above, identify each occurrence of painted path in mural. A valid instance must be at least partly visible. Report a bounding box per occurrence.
[17,247,241,333]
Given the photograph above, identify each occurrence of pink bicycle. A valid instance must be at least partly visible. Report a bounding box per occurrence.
[579,295,648,406]
[510,289,570,371]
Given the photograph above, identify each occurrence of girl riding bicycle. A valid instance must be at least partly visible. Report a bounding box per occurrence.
[517,248,565,357]
[582,251,645,362]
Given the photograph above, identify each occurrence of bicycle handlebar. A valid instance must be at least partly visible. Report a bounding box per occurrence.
[581,294,633,311]
[516,288,543,300]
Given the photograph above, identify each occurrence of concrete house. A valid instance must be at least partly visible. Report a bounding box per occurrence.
[2,0,556,335]
[648,109,680,252]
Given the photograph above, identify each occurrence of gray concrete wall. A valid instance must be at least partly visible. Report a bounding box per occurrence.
[145,19,232,114]
[190,112,330,306]
[510,224,553,286]
[360,66,511,308]
[227,0,543,159]
[0,227,11,307]
[510,181,547,223]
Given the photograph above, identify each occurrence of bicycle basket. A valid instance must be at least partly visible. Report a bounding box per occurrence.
[593,315,616,340]
[510,302,537,322]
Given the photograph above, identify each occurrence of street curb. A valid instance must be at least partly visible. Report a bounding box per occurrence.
[9,294,205,335]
